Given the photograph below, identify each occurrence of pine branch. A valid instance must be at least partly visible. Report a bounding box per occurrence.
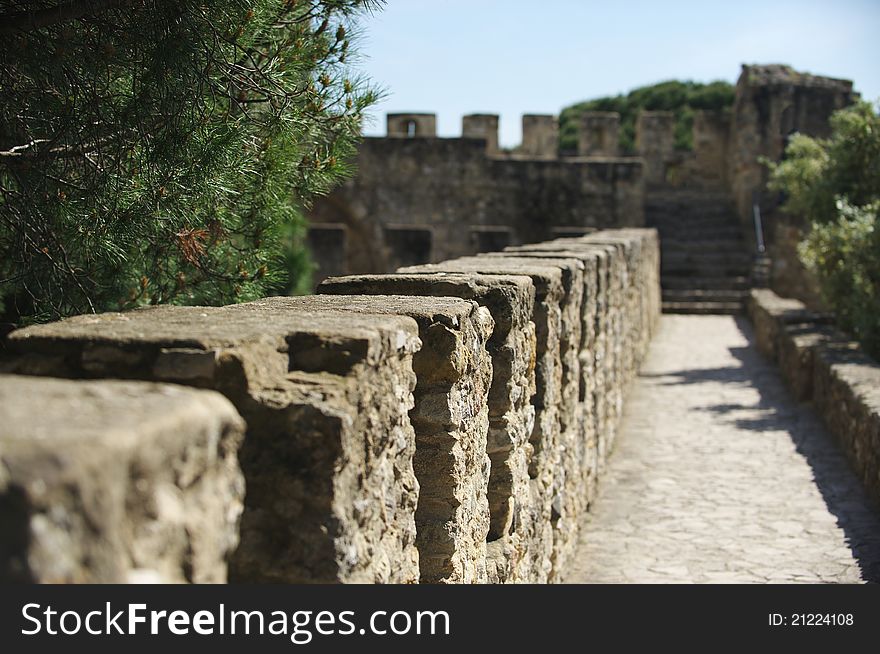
[0,0,132,36]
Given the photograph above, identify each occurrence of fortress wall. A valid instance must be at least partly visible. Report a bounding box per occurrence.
[4,302,424,584]
[308,136,644,281]
[1,228,660,584]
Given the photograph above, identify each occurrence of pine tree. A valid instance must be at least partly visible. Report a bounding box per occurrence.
[0,0,382,322]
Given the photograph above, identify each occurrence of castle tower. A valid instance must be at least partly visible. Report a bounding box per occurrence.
[462,114,500,154]
[521,114,558,157]
[387,113,437,138]
[578,112,620,156]
[728,64,856,223]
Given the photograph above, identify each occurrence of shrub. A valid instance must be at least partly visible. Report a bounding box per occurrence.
[766,100,880,356]
[0,0,381,323]
[798,200,880,356]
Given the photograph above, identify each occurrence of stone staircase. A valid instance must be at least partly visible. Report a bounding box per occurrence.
[646,190,752,315]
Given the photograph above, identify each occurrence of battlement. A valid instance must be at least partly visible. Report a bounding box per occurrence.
[382,111,560,158]
[374,109,727,171]
[1,229,661,584]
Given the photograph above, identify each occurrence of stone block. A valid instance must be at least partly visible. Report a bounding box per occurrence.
[318,272,538,583]
[5,301,422,583]
[478,253,585,577]
[778,323,835,402]
[512,239,617,467]
[399,258,564,582]
[244,294,493,584]
[812,337,880,509]
[503,246,603,508]
[747,289,814,361]
[0,375,245,583]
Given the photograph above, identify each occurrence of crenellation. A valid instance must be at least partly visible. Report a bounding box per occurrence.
[5,302,424,584]
[521,114,559,157]
[240,294,495,584]
[387,112,437,138]
[462,113,500,154]
[578,111,620,157]
[636,111,676,186]
[0,375,246,583]
[317,272,539,583]
[0,229,663,583]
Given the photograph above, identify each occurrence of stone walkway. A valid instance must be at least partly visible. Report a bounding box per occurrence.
[568,314,880,583]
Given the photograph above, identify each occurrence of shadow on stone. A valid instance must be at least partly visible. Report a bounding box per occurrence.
[639,316,880,582]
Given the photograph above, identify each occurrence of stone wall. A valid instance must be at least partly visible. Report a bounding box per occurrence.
[728,64,856,233]
[307,117,645,282]
[1,228,661,583]
[748,289,880,509]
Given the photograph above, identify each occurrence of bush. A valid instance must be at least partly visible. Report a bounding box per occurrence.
[558,80,734,154]
[0,1,381,323]
[766,100,880,357]
[798,201,880,356]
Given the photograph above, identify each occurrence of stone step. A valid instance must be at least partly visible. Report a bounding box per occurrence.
[661,241,748,254]
[646,208,738,219]
[656,225,744,242]
[661,300,745,315]
[647,206,737,215]
[662,251,753,266]
[662,267,752,280]
[648,199,736,208]
[661,275,751,290]
[662,289,750,303]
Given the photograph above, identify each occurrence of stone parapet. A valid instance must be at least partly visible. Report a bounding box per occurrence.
[5,301,422,584]
[1,228,661,584]
[748,289,880,509]
[0,375,245,583]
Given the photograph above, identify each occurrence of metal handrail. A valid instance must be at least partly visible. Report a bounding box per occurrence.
[752,201,766,254]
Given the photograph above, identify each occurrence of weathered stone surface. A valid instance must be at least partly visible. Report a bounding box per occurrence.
[399,259,564,582]
[317,273,538,583]
[5,301,422,583]
[507,229,661,510]
[242,294,493,584]
[503,246,602,509]
[747,288,816,361]
[512,239,616,471]
[0,375,245,583]
[749,288,880,511]
[812,339,880,510]
[479,253,584,579]
[0,228,662,585]
[570,315,880,584]
[777,323,836,402]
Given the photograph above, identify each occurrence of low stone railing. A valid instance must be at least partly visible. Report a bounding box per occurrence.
[748,289,880,510]
[0,228,660,584]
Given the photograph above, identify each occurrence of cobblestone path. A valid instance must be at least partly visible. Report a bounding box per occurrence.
[568,315,880,583]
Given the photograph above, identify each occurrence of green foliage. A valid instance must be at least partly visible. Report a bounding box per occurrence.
[766,100,880,357]
[798,201,880,356]
[0,0,382,323]
[559,80,734,154]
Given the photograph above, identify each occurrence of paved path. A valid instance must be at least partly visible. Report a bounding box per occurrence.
[568,314,880,583]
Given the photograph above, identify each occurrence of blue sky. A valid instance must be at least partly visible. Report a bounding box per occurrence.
[354,0,880,147]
